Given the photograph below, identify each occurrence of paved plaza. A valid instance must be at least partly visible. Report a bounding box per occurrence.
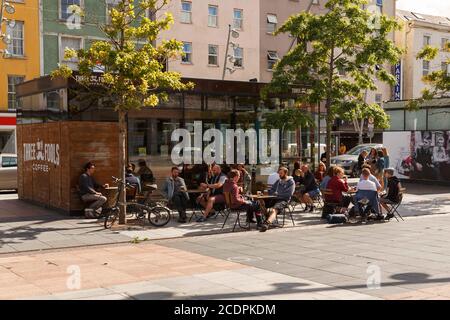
[0,182,448,300]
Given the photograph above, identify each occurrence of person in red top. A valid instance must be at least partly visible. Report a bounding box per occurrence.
[223,170,262,226]
[326,166,352,208]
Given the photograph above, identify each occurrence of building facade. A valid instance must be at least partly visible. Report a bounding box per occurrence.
[0,0,40,153]
[396,10,450,100]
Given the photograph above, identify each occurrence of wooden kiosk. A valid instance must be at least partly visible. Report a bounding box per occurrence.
[16,76,119,214]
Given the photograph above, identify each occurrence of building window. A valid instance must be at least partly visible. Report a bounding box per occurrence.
[233,9,243,30]
[267,51,279,70]
[441,62,449,75]
[267,14,277,34]
[208,5,218,27]
[182,42,192,63]
[423,35,431,47]
[233,47,243,67]
[106,0,120,25]
[422,60,430,76]
[442,38,449,50]
[208,44,218,66]
[375,94,382,105]
[60,0,81,20]
[7,76,25,111]
[180,1,192,24]
[60,36,82,70]
[6,21,24,56]
[312,0,319,4]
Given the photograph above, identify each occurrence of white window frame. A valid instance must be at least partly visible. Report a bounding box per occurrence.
[59,35,83,70]
[208,5,218,28]
[182,42,193,64]
[233,47,243,68]
[267,14,277,34]
[441,38,449,50]
[267,51,279,70]
[441,62,449,75]
[7,75,25,111]
[208,44,218,66]
[6,20,24,57]
[423,35,431,47]
[180,1,192,24]
[422,60,430,76]
[106,0,120,25]
[375,93,383,105]
[59,0,83,21]
[233,9,243,30]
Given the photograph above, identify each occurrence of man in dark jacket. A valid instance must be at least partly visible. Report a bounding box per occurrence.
[161,167,189,223]
[79,162,108,218]
[380,168,401,220]
[297,164,320,212]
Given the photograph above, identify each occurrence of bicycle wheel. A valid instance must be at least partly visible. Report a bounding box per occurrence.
[147,206,172,227]
[104,207,119,229]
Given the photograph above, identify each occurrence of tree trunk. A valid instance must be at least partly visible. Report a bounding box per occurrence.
[118,110,127,225]
[325,101,333,169]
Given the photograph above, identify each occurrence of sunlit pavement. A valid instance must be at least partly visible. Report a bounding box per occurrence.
[0,183,450,300]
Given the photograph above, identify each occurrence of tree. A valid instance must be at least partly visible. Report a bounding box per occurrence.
[409,42,450,108]
[52,0,193,225]
[264,0,402,167]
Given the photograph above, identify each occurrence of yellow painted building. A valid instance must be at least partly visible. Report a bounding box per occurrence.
[0,0,40,153]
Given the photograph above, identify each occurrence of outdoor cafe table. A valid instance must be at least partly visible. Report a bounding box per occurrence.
[249,194,278,214]
[186,189,208,219]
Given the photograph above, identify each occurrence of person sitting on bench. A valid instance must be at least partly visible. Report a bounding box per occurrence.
[79,162,108,218]
[380,168,401,220]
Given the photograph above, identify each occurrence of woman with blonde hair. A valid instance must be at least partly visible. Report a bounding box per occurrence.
[314,162,326,182]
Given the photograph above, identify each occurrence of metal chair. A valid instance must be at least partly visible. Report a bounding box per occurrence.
[384,191,405,221]
[221,192,250,231]
[275,200,296,227]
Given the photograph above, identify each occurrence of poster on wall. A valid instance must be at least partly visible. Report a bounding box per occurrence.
[383,131,450,182]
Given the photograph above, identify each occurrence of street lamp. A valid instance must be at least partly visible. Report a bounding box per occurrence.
[0,0,16,57]
[222,24,240,80]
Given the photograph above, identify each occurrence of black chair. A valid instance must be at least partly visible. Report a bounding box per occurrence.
[321,189,344,219]
[384,192,404,222]
[221,192,249,232]
[276,201,295,227]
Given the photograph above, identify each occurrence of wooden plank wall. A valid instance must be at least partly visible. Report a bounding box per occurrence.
[17,121,119,214]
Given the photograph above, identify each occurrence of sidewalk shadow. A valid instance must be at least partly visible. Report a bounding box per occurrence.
[125,272,450,300]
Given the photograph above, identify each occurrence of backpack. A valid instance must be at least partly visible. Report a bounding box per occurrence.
[327,214,348,224]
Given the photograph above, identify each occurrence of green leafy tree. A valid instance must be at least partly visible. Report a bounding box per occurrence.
[264,0,402,167]
[410,42,450,108]
[52,0,193,224]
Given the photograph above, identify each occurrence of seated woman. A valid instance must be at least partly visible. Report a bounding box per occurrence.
[326,166,352,208]
[380,168,401,220]
[354,168,381,219]
[314,162,326,183]
[320,165,335,190]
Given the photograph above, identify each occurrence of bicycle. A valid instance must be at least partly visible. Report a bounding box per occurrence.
[104,176,172,229]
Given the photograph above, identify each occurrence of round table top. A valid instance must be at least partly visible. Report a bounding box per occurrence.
[250,194,278,199]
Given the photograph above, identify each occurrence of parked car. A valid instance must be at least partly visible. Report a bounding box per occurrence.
[0,153,17,191]
[330,144,383,177]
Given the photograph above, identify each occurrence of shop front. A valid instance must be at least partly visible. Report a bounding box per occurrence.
[16,76,317,213]
[0,112,17,154]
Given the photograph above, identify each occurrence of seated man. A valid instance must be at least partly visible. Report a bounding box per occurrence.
[296,164,321,212]
[79,162,108,218]
[223,170,262,226]
[360,164,382,192]
[125,164,141,196]
[136,159,155,185]
[196,164,227,222]
[260,167,295,232]
[326,166,352,209]
[380,168,401,220]
[354,168,381,219]
[161,167,189,223]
